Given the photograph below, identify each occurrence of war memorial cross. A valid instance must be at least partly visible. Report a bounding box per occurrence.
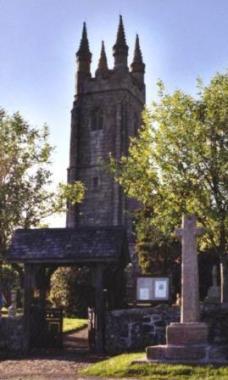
[175,214,204,323]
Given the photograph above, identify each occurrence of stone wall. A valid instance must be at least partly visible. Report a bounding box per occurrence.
[202,303,228,345]
[0,317,23,354]
[105,304,228,354]
[1,304,228,355]
[105,305,180,354]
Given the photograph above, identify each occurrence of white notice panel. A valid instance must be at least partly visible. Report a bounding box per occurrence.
[136,276,169,302]
[139,288,150,300]
[154,280,168,299]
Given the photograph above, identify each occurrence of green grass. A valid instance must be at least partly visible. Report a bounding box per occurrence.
[81,353,228,379]
[63,317,87,333]
[1,307,24,317]
[1,307,8,316]
[0,311,87,333]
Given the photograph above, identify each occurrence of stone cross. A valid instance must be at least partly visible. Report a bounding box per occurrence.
[176,214,204,323]
[212,266,218,287]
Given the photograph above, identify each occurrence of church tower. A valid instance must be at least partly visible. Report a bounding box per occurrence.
[67,16,145,229]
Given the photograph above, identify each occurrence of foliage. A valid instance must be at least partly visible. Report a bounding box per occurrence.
[0,108,85,259]
[81,352,228,379]
[63,317,87,333]
[49,267,70,308]
[0,264,20,304]
[0,109,53,257]
[50,266,92,317]
[56,181,85,210]
[110,72,228,273]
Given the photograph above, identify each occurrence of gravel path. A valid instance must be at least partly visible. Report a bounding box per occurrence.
[0,353,102,379]
[0,328,107,380]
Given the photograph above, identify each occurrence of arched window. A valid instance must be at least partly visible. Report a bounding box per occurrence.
[91,108,103,131]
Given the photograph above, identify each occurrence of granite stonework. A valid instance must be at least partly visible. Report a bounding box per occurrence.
[0,317,23,354]
[202,303,228,345]
[105,304,228,355]
[67,17,145,243]
[147,215,210,363]
[145,216,228,363]
[176,215,204,323]
[1,304,228,355]
[166,322,208,346]
[105,305,180,353]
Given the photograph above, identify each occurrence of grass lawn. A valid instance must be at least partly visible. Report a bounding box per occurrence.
[63,317,87,333]
[81,353,228,379]
[1,309,87,334]
[1,307,23,317]
[1,307,8,316]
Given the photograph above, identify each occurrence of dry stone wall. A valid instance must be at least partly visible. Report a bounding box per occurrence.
[105,305,180,353]
[1,304,228,355]
[0,317,23,354]
[202,303,228,345]
[105,304,228,354]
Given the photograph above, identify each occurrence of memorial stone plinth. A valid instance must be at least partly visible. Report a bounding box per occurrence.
[147,215,209,362]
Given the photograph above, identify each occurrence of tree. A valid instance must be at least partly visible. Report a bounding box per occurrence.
[0,108,85,260]
[50,266,92,317]
[0,264,20,304]
[110,72,228,297]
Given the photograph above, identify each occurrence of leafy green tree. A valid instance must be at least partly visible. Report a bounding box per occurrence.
[110,72,228,297]
[0,109,85,260]
[0,264,20,304]
[50,266,92,317]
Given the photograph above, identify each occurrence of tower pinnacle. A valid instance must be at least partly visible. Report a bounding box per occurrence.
[76,22,92,93]
[131,34,145,73]
[96,41,108,76]
[113,15,129,69]
[76,22,92,61]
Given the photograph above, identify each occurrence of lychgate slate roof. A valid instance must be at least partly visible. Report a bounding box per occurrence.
[7,226,129,264]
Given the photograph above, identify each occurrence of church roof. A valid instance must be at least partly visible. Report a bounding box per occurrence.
[7,226,129,265]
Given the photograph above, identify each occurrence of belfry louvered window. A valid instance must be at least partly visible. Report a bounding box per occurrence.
[91,108,103,131]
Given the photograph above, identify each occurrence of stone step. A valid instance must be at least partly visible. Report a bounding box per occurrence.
[166,322,208,345]
[146,344,208,362]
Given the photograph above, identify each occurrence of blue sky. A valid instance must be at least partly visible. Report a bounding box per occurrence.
[0,0,227,226]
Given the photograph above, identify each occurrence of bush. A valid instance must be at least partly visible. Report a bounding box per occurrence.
[0,264,20,305]
[50,266,93,317]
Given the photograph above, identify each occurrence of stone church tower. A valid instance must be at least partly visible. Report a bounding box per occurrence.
[67,16,145,231]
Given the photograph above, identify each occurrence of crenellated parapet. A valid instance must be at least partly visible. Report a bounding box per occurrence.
[75,16,145,103]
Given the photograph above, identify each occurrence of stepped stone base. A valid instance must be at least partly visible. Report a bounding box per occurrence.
[146,344,209,362]
[146,322,209,363]
[145,344,228,364]
[167,322,208,345]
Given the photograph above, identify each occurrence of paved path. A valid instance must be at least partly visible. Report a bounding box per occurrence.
[0,328,108,380]
[0,328,140,380]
